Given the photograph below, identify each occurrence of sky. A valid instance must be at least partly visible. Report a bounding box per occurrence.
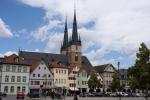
[0,0,150,69]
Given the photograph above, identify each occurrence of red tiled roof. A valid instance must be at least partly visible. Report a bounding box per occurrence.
[2,54,31,66]
[30,61,41,72]
[48,61,68,69]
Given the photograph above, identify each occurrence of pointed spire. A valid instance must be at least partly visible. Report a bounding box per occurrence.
[62,16,68,49]
[72,7,78,42]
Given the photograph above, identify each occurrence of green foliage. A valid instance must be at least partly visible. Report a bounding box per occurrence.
[128,42,150,90]
[88,71,102,90]
[110,73,121,92]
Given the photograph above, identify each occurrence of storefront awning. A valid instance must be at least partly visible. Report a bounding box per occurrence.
[69,87,79,91]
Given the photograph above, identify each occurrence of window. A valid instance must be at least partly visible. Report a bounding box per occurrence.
[11,76,15,82]
[10,86,14,93]
[0,65,2,71]
[59,79,60,84]
[44,67,46,70]
[5,76,9,82]
[22,76,26,82]
[38,74,40,77]
[4,86,8,93]
[17,76,21,82]
[39,67,40,69]
[48,75,50,77]
[17,86,20,92]
[75,55,78,61]
[12,66,16,72]
[61,79,63,84]
[22,86,26,93]
[43,74,46,78]
[64,79,66,84]
[64,70,66,74]
[23,66,27,72]
[18,66,22,72]
[6,65,10,72]
[55,79,57,84]
[56,69,58,73]
[76,45,78,50]
[33,74,35,77]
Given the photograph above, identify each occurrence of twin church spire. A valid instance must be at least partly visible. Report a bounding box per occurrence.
[61,9,81,51]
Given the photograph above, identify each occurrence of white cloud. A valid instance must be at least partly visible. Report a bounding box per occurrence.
[31,20,63,42]
[20,0,150,68]
[0,18,13,38]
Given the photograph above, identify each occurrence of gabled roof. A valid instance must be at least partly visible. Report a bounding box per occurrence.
[19,51,93,67]
[48,61,68,69]
[30,60,54,75]
[2,54,30,66]
[94,64,116,73]
[30,61,41,73]
[19,51,68,65]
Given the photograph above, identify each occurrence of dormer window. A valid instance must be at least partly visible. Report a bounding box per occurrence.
[15,57,19,62]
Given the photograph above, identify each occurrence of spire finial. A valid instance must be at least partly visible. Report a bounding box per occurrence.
[72,4,78,42]
[64,16,68,33]
[61,17,68,50]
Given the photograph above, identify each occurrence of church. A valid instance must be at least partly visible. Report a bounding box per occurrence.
[18,9,116,93]
[19,9,92,69]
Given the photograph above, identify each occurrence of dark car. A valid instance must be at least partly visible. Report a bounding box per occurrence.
[29,92,40,98]
[0,92,7,97]
[87,93,95,97]
[93,92,103,97]
[16,92,25,99]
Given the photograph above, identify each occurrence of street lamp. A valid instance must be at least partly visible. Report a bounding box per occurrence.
[118,62,121,100]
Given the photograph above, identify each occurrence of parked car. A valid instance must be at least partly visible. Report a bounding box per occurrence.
[122,92,128,97]
[79,93,87,97]
[87,93,95,97]
[16,92,25,99]
[93,92,103,97]
[0,92,7,97]
[29,92,40,98]
[110,92,117,97]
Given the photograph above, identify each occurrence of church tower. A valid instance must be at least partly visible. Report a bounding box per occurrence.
[61,17,68,55]
[61,9,82,67]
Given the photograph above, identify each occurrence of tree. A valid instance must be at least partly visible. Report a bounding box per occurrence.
[128,42,150,99]
[88,71,102,92]
[110,73,120,92]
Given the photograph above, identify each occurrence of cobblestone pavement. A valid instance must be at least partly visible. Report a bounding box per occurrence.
[1,96,149,100]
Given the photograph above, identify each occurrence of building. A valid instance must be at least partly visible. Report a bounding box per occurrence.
[68,66,91,94]
[29,60,54,95]
[19,9,92,69]
[77,67,88,93]
[119,69,129,91]
[48,60,68,93]
[94,64,117,92]
[0,54,30,95]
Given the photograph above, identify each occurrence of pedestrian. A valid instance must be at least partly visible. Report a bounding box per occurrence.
[73,93,78,100]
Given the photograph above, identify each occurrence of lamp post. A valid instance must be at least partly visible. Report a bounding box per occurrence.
[118,62,121,100]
